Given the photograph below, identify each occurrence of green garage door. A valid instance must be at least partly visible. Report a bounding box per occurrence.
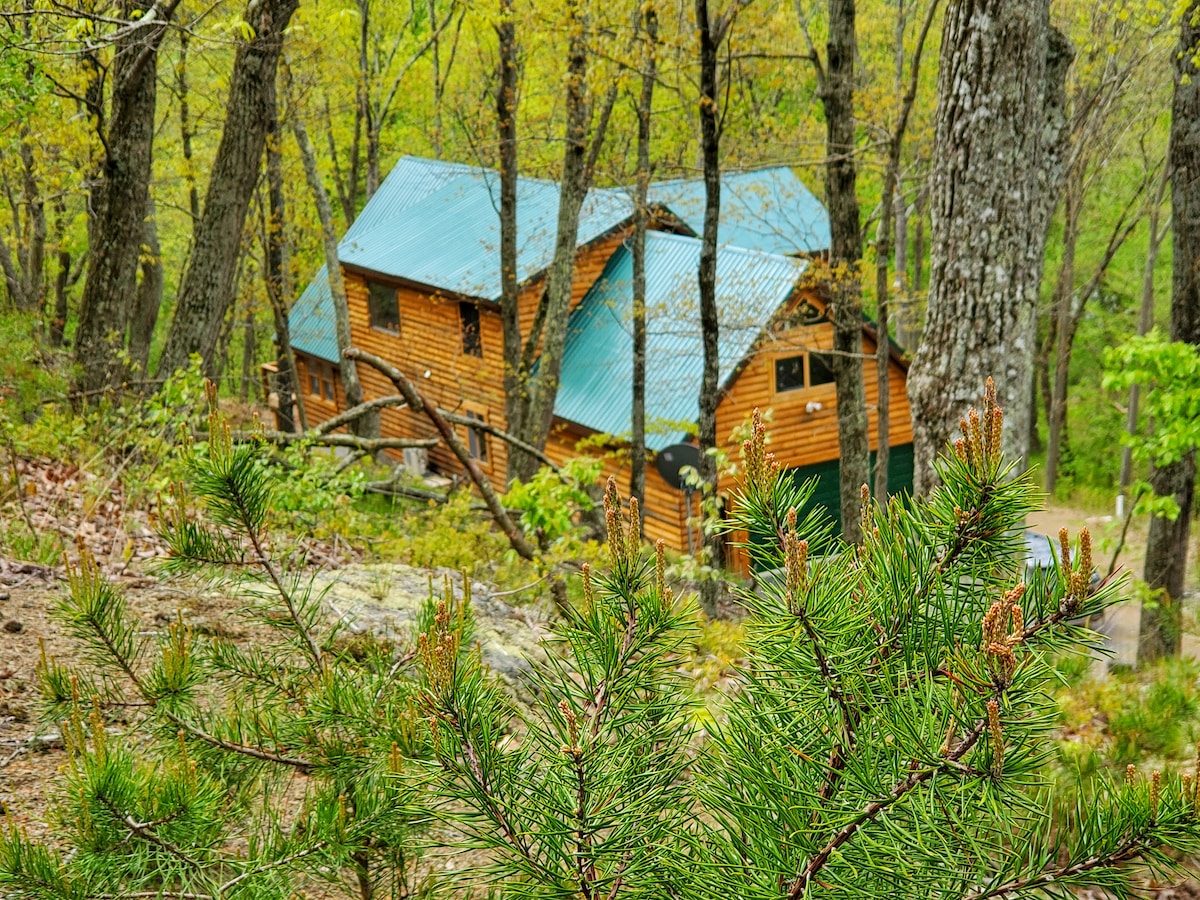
[786,443,915,535]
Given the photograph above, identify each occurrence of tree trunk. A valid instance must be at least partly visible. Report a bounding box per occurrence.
[178,30,201,227]
[1119,169,1170,494]
[630,3,658,522]
[264,91,300,433]
[824,0,869,543]
[1043,168,1082,494]
[872,0,939,504]
[696,0,722,614]
[497,0,525,484]
[514,0,610,482]
[293,118,377,439]
[74,2,175,394]
[1140,1,1200,664]
[127,201,162,377]
[156,0,300,381]
[907,0,1072,494]
[508,0,619,487]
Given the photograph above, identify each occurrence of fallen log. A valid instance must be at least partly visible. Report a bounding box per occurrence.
[346,347,538,562]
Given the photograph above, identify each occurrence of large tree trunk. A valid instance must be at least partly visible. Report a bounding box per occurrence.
[293,118,376,439]
[630,3,658,523]
[824,0,869,543]
[74,2,176,394]
[695,0,722,615]
[908,0,1072,494]
[156,0,299,381]
[1140,1,1200,664]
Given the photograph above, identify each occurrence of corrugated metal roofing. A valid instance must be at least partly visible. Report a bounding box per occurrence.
[553,231,806,450]
[648,167,830,256]
[338,173,632,300]
[343,157,483,244]
[289,263,341,363]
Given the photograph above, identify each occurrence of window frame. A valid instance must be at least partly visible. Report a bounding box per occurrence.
[772,351,836,395]
[306,360,337,401]
[367,280,401,334]
[460,302,483,357]
[463,409,489,464]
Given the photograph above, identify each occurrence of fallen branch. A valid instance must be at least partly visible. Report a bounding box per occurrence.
[438,410,559,473]
[346,347,538,562]
[311,394,409,435]
[231,431,439,453]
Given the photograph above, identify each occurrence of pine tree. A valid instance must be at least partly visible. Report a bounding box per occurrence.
[3,383,430,899]
[4,380,1199,899]
[420,380,1200,898]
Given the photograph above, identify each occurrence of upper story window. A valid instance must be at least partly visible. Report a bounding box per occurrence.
[460,302,482,357]
[368,281,400,333]
[774,352,835,394]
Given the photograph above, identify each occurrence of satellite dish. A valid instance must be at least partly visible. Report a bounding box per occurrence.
[655,443,701,491]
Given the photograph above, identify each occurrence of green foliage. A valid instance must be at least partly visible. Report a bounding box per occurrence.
[1104,330,1200,467]
[419,475,698,899]
[10,384,1200,899]
[505,457,603,546]
[422,390,1200,898]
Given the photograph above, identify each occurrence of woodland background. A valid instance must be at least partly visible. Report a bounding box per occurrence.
[0,0,1177,501]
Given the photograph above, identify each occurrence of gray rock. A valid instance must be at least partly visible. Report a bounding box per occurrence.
[309,564,551,704]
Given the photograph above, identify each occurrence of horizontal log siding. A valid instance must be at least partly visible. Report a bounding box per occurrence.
[543,424,695,551]
[339,231,632,481]
[345,272,508,478]
[715,297,913,498]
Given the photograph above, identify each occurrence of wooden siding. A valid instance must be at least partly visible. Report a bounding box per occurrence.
[714,290,913,498]
[294,353,344,426]
[339,230,632,481]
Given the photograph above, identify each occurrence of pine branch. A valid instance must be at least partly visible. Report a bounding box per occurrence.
[963,832,1149,899]
[789,710,990,899]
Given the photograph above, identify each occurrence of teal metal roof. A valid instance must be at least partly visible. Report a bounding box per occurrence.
[553,231,806,450]
[289,263,340,363]
[343,157,482,245]
[648,168,830,256]
[339,173,631,300]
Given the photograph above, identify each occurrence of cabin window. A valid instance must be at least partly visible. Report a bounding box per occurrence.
[774,352,835,394]
[808,352,835,386]
[464,410,488,463]
[774,356,807,392]
[460,302,482,357]
[368,281,400,333]
[306,360,336,401]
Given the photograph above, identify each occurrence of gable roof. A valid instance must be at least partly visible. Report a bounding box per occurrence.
[552,231,806,451]
[339,172,632,300]
[647,167,830,256]
[291,156,486,363]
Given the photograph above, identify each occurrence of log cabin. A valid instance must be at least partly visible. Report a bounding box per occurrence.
[274,156,913,562]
